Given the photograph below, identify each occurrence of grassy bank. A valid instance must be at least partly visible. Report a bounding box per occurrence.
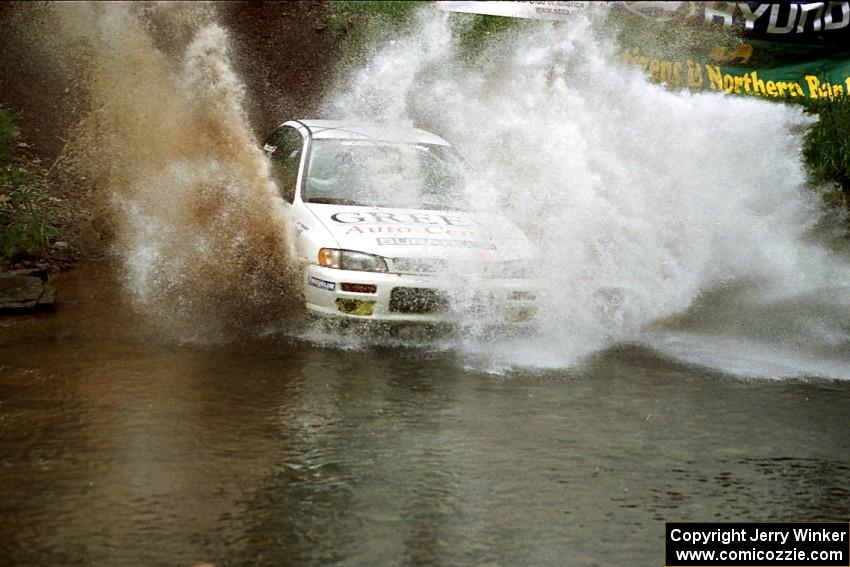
[0,106,61,266]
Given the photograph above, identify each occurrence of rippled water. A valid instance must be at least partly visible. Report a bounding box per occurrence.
[1,263,848,566]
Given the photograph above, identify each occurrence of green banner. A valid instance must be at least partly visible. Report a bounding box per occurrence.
[617,41,850,101]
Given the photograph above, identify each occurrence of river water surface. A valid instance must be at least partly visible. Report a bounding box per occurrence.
[1,262,849,567]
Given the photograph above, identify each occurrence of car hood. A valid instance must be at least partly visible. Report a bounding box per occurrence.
[304,203,535,261]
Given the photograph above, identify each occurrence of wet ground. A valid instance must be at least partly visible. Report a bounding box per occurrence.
[1,263,849,566]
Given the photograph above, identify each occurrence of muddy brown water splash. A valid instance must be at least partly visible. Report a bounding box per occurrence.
[25,3,301,342]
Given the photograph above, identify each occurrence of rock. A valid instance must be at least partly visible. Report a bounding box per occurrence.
[11,268,48,281]
[0,270,57,312]
[0,275,43,309]
[50,241,73,262]
[37,285,56,308]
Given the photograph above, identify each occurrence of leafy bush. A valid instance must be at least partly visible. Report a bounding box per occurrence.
[802,95,850,209]
[0,106,59,260]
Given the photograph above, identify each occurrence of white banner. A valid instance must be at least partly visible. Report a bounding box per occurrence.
[435,1,589,21]
[436,2,850,36]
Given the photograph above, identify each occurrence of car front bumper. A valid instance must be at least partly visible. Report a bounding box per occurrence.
[304,265,541,324]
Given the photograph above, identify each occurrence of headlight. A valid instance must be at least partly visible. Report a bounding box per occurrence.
[318,248,388,272]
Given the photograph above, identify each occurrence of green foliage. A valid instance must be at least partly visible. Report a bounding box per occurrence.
[326,1,525,79]
[329,1,427,21]
[325,1,431,74]
[0,106,59,260]
[329,1,523,50]
[454,13,525,57]
[802,95,850,207]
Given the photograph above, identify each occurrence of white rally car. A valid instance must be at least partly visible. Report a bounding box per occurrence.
[263,119,540,324]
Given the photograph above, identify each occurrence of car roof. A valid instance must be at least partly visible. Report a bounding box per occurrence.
[292,119,451,146]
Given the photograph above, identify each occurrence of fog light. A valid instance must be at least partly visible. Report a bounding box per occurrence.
[341,283,377,294]
[319,248,340,268]
[335,298,375,316]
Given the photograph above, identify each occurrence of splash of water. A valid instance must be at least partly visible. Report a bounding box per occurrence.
[326,9,850,378]
[17,3,849,375]
[46,3,301,343]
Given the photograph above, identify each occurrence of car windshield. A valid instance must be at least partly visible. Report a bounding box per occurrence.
[303,140,468,210]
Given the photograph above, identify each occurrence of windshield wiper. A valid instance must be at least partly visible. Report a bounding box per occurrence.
[306,197,364,206]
